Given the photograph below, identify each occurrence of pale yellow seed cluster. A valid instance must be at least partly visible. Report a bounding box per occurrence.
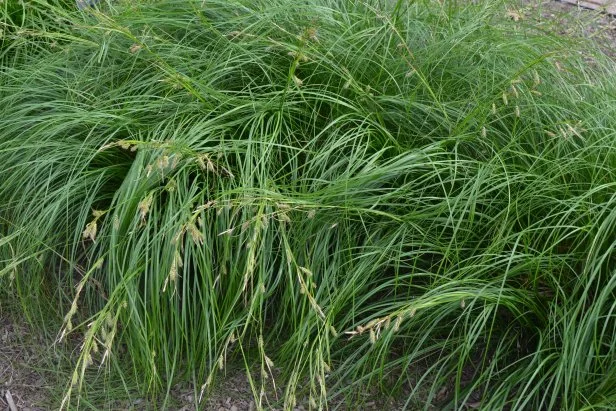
[495,73,543,121]
[321,356,332,374]
[288,50,310,63]
[194,153,234,178]
[129,43,142,54]
[345,308,417,343]
[510,84,519,98]
[547,122,586,141]
[532,70,540,87]
[226,30,257,40]
[196,153,215,173]
[138,193,153,223]
[82,220,97,242]
[264,354,274,369]
[227,30,242,39]
[218,227,234,236]
[145,151,181,177]
[198,375,213,404]
[296,265,325,319]
[163,249,183,292]
[304,27,319,43]
[88,305,124,370]
[187,222,204,245]
[242,214,262,293]
[98,139,145,153]
[59,258,105,343]
[82,209,106,242]
[277,202,293,224]
[553,60,564,72]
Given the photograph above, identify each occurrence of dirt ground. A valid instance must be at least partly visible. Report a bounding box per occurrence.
[0,315,51,411]
[0,311,414,410]
[514,0,616,55]
[1,2,615,410]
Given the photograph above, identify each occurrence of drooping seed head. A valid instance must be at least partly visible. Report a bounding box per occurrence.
[82,220,97,242]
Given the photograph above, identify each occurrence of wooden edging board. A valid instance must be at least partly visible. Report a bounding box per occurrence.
[557,0,616,15]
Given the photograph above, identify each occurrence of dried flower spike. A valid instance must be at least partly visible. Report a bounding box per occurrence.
[188,223,204,245]
[511,84,519,98]
[82,220,97,242]
[138,194,153,222]
[533,70,541,86]
[369,329,376,344]
[305,27,318,42]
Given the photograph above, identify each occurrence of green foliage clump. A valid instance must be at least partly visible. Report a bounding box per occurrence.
[1,0,615,409]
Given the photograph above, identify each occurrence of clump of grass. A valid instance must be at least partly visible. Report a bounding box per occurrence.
[1,0,615,409]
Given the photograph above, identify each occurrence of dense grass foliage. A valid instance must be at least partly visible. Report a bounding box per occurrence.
[1,0,615,409]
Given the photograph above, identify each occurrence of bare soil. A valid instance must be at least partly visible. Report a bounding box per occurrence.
[0,311,412,410]
[0,315,51,411]
[511,0,616,56]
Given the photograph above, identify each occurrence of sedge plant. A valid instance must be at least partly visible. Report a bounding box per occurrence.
[0,0,615,409]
